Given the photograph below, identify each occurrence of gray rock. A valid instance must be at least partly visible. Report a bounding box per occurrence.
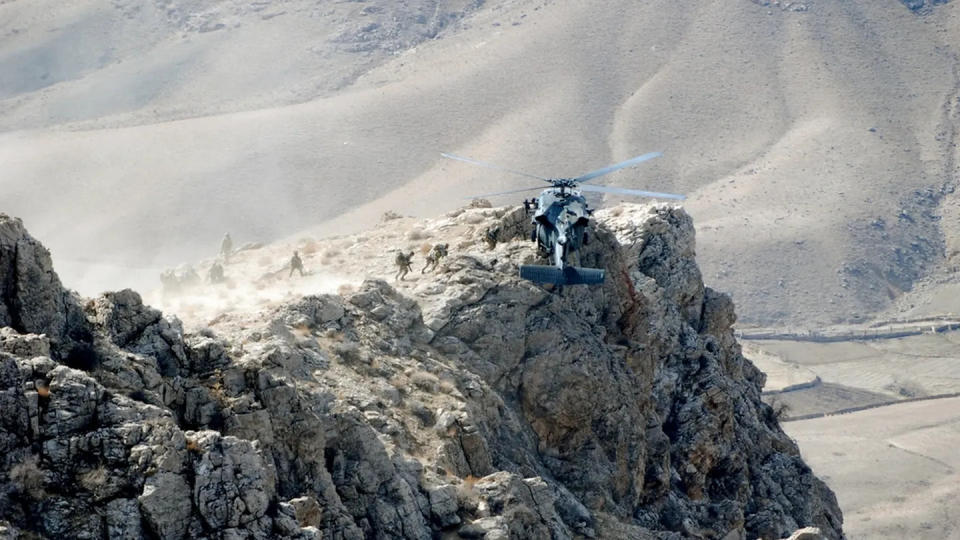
[0,328,50,359]
[42,365,103,437]
[0,355,30,455]
[105,498,143,540]
[191,431,275,532]
[139,472,192,539]
[92,289,186,377]
[0,521,21,540]
[283,295,346,328]
[0,207,842,539]
[0,216,67,343]
[471,472,569,540]
[183,333,231,376]
[428,484,461,527]
[784,527,825,540]
[0,215,91,360]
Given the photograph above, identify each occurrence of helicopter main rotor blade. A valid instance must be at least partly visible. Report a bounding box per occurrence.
[442,153,550,182]
[574,152,663,183]
[465,186,547,200]
[579,183,686,200]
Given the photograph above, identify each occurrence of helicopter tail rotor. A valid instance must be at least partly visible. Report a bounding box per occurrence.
[519,265,605,286]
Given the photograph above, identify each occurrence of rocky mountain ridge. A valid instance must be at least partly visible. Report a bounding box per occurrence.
[0,205,842,539]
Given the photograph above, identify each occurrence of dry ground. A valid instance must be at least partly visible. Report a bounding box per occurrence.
[154,205,960,539]
[751,333,960,400]
[747,334,960,538]
[150,205,524,329]
[785,397,960,540]
[8,1,960,537]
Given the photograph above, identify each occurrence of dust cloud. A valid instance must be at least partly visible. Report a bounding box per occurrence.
[5,0,960,326]
[149,265,359,330]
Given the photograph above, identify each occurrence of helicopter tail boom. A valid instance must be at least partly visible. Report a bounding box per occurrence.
[519,265,605,286]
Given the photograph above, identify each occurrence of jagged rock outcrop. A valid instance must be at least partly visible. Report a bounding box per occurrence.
[0,215,92,362]
[0,209,842,539]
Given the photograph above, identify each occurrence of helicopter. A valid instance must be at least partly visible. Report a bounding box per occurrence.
[442,151,685,286]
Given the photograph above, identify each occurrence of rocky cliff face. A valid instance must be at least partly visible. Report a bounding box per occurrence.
[0,207,842,539]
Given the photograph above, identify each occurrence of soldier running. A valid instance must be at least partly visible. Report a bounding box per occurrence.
[289,251,305,277]
[421,243,449,274]
[395,251,414,281]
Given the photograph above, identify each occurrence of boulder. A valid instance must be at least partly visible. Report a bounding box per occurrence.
[0,207,843,539]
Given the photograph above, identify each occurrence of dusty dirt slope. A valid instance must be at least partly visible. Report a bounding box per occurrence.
[2,0,960,326]
[785,397,960,540]
[746,329,960,538]
[0,206,845,539]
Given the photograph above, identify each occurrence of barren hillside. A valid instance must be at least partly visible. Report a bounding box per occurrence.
[2,0,959,327]
[0,206,843,538]
[745,325,960,538]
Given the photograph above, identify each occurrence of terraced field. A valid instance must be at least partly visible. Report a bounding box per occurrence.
[751,333,960,403]
[785,397,960,539]
[747,331,960,538]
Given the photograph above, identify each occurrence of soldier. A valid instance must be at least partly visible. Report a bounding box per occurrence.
[208,261,225,283]
[522,199,532,215]
[220,233,233,263]
[289,251,305,277]
[160,269,180,297]
[395,251,414,281]
[421,243,449,274]
[180,265,202,288]
[484,226,500,250]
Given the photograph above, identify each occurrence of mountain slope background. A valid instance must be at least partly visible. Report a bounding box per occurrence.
[2,0,960,326]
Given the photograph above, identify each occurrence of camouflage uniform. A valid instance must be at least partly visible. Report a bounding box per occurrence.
[395,251,414,281]
[220,233,233,263]
[485,227,500,250]
[289,251,305,277]
[421,243,449,274]
[208,262,225,283]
